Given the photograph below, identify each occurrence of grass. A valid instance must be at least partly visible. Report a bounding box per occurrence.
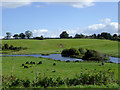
[1,39,119,88]
[2,56,118,80]
[2,39,119,57]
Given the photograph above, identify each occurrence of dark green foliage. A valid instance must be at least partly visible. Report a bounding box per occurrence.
[33,36,44,40]
[6,32,11,39]
[78,48,86,55]
[61,49,70,57]
[82,50,101,61]
[2,69,119,88]
[25,30,32,39]
[22,79,30,87]
[75,34,84,38]
[69,48,80,55]
[60,31,69,38]
[2,43,27,51]
[19,33,25,39]
[61,48,79,57]
[13,34,19,39]
[61,48,109,61]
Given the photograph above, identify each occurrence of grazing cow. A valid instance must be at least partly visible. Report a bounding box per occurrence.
[75,60,79,62]
[26,61,29,64]
[22,64,24,66]
[38,61,42,64]
[33,62,35,64]
[52,70,55,72]
[66,60,70,62]
[102,62,104,66]
[30,61,33,64]
[53,63,56,66]
[24,66,28,68]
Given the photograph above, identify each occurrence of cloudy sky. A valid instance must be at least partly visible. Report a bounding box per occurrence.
[2,1,118,38]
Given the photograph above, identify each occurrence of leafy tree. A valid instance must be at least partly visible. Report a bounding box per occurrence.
[19,33,25,39]
[6,32,11,39]
[113,34,117,37]
[101,32,112,39]
[75,34,84,38]
[97,34,101,39]
[13,34,19,39]
[25,30,32,39]
[60,31,69,38]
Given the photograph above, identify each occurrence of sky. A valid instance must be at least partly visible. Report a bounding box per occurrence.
[2,2,118,38]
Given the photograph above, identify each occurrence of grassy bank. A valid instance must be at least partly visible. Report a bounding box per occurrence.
[2,39,119,57]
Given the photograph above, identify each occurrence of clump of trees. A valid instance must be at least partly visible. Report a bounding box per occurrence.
[5,30,33,39]
[33,35,44,40]
[61,48,109,61]
[2,43,27,51]
[59,31,120,41]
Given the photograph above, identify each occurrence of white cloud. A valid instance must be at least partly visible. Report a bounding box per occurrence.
[83,18,118,35]
[69,0,95,8]
[2,2,32,8]
[1,0,96,8]
[32,18,118,37]
[33,29,48,37]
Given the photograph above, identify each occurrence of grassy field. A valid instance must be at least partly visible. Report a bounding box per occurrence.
[2,39,119,57]
[2,39,119,88]
[2,56,119,88]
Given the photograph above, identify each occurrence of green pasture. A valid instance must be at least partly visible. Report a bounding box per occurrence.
[2,56,118,80]
[2,39,119,57]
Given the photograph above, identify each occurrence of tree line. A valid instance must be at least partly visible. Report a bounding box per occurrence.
[4,30,120,41]
[60,31,120,41]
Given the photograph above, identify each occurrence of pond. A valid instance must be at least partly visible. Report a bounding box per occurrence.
[1,54,120,63]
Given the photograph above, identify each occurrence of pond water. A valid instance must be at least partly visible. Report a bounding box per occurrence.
[2,54,120,63]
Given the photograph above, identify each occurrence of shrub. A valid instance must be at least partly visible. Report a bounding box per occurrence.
[69,48,80,56]
[78,48,86,55]
[82,50,103,61]
[61,49,70,57]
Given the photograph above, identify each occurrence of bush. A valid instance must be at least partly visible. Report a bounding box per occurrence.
[2,43,27,51]
[61,49,70,57]
[61,48,79,57]
[82,50,108,61]
[69,48,80,56]
[78,48,86,55]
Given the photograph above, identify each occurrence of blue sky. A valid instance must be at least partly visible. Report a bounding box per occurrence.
[2,2,118,37]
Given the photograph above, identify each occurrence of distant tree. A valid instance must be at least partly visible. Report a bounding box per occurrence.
[33,35,44,40]
[101,32,111,39]
[75,34,84,38]
[13,34,19,39]
[25,30,32,39]
[113,34,117,37]
[60,31,69,38]
[97,34,101,39]
[6,32,11,39]
[92,34,96,39]
[19,33,25,39]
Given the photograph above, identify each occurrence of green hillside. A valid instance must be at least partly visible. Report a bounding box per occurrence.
[2,39,118,57]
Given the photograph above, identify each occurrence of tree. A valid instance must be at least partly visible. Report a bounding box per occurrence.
[13,34,19,39]
[60,31,69,38]
[19,33,25,39]
[101,32,111,39]
[6,32,11,39]
[75,34,84,38]
[25,30,32,39]
[113,34,117,37]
